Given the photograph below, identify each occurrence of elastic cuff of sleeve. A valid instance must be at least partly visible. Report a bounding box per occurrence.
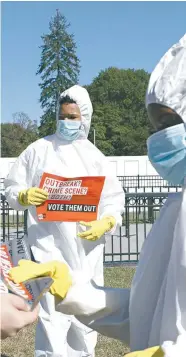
[18,190,28,206]
[102,216,116,232]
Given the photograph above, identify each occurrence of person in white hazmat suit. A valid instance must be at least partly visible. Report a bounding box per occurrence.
[74,33,186,356]
[128,33,186,356]
[9,34,186,357]
[59,34,186,357]
[4,85,125,357]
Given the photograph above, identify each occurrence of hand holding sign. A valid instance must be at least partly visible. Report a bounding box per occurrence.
[78,216,116,241]
[18,188,48,206]
[1,294,39,339]
[9,260,72,300]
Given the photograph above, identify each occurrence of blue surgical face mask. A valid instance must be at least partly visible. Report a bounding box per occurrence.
[56,119,82,141]
[147,123,186,185]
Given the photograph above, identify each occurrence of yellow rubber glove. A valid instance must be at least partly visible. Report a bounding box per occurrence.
[78,216,116,241]
[125,346,164,357]
[18,187,48,206]
[9,260,72,300]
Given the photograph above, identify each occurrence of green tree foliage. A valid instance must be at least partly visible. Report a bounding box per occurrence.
[37,9,80,137]
[38,109,56,138]
[1,112,38,157]
[87,67,151,156]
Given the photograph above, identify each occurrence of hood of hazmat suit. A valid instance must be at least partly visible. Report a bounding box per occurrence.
[4,85,125,357]
[57,84,93,138]
[129,34,186,355]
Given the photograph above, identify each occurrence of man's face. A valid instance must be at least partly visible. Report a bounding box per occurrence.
[59,103,81,121]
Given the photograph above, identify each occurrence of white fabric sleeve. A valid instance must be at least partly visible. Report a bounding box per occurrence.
[55,275,130,344]
[4,148,31,211]
[162,333,186,357]
[99,159,125,232]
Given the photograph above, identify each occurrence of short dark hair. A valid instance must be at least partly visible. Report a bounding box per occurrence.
[59,95,77,106]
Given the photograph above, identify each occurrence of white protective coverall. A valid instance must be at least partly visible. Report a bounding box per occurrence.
[4,85,125,357]
[56,35,186,357]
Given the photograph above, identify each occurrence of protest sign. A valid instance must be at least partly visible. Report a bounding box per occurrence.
[37,173,105,222]
[0,244,53,310]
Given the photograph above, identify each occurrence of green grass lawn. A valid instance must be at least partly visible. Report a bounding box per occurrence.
[1,266,135,357]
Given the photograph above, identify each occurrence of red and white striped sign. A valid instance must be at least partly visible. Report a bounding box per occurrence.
[0,244,33,301]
